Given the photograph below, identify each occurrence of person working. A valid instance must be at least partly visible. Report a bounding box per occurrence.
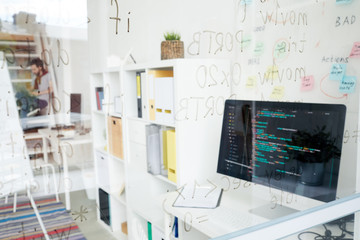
[30,58,53,116]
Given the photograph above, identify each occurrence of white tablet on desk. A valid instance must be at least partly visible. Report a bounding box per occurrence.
[172,185,223,209]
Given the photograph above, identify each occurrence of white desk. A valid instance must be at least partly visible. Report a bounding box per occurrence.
[163,181,325,239]
[38,128,92,211]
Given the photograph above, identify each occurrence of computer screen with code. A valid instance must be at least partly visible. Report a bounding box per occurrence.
[217,100,346,202]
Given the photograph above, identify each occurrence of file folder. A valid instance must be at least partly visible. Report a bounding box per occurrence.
[155,77,174,124]
[148,75,155,121]
[140,72,148,120]
[136,72,142,118]
[160,127,170,177]
[147,221,165,240]
[147,70,173,121]
[147,222,152,240]
[146,124,161,175]
[165,129,176,183]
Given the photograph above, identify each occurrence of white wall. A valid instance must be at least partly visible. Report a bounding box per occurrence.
[87,0,360,197]
[88,0,236,67]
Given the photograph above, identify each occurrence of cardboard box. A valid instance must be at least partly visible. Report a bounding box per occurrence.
[108,116,124,159]
[121,221,128,235]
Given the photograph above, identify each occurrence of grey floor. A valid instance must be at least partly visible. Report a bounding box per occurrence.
[61,190,117,240]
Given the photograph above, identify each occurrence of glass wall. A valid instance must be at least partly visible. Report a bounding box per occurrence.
[0,0,359,240]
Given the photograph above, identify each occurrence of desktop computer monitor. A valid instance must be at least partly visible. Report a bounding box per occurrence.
[217,100,346,203]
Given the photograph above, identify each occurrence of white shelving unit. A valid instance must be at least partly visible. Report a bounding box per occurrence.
[90,59,231,239]
[90,69,128,239]
[0,33,41,90]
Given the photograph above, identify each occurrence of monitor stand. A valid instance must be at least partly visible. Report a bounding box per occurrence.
[249,203,299,220]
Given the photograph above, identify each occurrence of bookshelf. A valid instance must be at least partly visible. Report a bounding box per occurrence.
[0,33,41,90]
[90,59,230,239]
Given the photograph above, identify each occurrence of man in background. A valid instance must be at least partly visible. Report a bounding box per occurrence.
[30,57,53,116]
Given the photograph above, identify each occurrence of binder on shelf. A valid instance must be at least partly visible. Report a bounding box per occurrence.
[147,221,152,240]
[108,116,124,159]
[147,221,166,240]
[146,124,161,175]
[148,73,155,121]
[172,217,179,238]
[95,87,104,110]
[96,92,100,110]
[136,72,142,118]
[161,127,173,177]
[140,71,148,120]
[154,77,174,124]
[99,91,104,110]
[165,129,177,183]
[147,70,173,121]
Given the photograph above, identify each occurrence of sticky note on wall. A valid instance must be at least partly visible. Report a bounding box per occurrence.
[301,76,314,91]
[336,0,353,4]
[246,76,257,89]
[329,64,346,81]
[240,0,253,4]
[253,42,264,57]
[270,86,285,100]
[266,65,279,81]
[339,76,356,93]
[349,42,360,58]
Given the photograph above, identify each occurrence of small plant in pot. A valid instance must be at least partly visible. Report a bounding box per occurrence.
[287,126,340,186]
[161,31,184,60]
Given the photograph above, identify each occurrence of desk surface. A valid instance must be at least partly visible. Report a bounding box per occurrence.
[164,190,269,238]
[38,128,92,144]
[163,181,325,238]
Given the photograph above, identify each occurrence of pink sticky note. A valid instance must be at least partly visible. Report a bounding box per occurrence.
[301,76,314,91]
[349,42,360,58]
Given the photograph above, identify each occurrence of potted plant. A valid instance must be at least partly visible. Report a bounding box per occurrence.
[161,31,184,60]
[287,126,340,186]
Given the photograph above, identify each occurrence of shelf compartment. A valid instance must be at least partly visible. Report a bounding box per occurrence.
[92,110,105,115]
[127,116,176,128]
[109,153,125,163]
[11,78,32,83]
[154,174,177,187]
[111,191,127,206]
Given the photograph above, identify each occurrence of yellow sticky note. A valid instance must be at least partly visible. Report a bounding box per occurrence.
[266,65,279,80]
[246,76,257,89]
[270,86,285,100]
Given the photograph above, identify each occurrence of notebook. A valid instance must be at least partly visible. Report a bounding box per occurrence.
[172,185,223,209]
